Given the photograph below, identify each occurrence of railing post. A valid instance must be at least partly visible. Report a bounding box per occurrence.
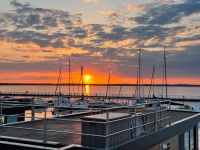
[0,98,2,125]
[169,100,171,125]
[134,102,137,137]
[44,105,47,143]
[154,102,158,131]
[105,110,109,149]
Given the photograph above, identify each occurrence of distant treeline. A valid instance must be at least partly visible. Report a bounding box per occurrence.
[0,83,200,87]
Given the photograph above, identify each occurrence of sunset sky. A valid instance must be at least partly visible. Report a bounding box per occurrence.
[0,0,200,84]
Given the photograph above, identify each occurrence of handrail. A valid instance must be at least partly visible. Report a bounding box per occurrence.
[0,99,171,149]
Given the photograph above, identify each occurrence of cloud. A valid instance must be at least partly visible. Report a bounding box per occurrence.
[83,0,99,3]
[127,4,148,11]
[97,10,115,15]
[127,0,185,11]
[133,0,200,25]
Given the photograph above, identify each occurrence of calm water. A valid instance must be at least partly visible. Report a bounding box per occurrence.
[0,85,200,99]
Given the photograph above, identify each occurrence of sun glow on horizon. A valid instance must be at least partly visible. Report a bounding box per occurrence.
[83,74,92,95]
[84,74,92,84]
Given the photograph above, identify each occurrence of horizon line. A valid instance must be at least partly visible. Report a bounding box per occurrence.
[0,83,200,87]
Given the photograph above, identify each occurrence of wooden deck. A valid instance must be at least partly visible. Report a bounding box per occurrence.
[0,113,95,146]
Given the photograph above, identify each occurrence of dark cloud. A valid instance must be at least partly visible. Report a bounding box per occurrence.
[99,26,129,41]
[134,0,200,25]
[0,62,58,72]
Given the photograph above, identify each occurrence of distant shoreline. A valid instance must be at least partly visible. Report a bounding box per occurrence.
[0,83,200,87]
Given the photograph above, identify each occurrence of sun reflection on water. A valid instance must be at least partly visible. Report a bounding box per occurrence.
[85,85,90,95]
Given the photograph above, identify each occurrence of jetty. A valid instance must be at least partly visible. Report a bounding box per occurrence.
[0,91,200,102]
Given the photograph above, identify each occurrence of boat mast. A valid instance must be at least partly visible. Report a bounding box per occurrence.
[163,45,168,98]
[68,58,71,97]
[80,65,84,98]
[118,74,123,97]
[106,70,111,97]
[148,65,155,98]
[55,66,62,95]
[138,48,141,99]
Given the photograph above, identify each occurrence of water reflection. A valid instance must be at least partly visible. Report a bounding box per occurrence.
[85,85,90,95]
[25,109,54,121]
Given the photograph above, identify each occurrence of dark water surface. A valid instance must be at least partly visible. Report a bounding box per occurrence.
[0,85,200,99]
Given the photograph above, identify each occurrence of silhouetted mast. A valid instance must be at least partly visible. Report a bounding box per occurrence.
[80,65,84,98]
[106,70,111,97]
[68,59,71,96]
[118,74,123,97]
[138,49,141,99]
[55,66,62,95]
[163,46,168,98]
[148,65,155,98]
[135,49,142,99]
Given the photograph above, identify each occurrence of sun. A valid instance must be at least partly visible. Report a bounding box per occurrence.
[84,74,92,84]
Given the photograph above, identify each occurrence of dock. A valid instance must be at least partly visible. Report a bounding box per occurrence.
[0,91,200,102]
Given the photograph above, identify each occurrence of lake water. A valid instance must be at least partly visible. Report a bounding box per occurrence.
[0,85,200,99]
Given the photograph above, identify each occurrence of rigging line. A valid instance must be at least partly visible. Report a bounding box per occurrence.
[80,65,84,97]
[106,70,111,97]
[134,69,138,97]
[118,74,123,97]
[77,66,82,94]
[161,42,168,98]
[68,58,71,96]
[138,48,141,99]
[71,77,75,94]
[59,68,62,94]
[140,56,145,99]
[164,45,168,98]
[55,66,62,95]
[139,49,144,100]
[161,44,166,98]
[68,58,75,94]
[148,65,155,98]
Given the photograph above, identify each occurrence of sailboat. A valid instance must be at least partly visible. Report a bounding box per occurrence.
[52,65,71,116]
[88,70,119,108]
[70,65,89,108]
[135,48,145,104]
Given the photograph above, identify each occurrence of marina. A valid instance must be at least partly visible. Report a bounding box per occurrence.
[0,0,200,149]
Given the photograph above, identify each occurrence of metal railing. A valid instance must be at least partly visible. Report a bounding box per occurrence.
[0,98,171,149]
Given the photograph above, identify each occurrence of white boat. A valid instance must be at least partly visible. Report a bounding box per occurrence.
[34,97,46,106]
[53,97,71,107]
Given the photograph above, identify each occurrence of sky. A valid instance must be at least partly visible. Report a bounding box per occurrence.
[0,0,200,84]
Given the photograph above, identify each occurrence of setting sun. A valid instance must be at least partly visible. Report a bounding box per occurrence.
[84,74,92,84]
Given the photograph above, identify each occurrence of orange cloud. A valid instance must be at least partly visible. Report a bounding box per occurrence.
[176,40,200,47]
[0,40,88,62]
[97,10,115,15]
[84,0,99,3]
[127,4,147,11]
